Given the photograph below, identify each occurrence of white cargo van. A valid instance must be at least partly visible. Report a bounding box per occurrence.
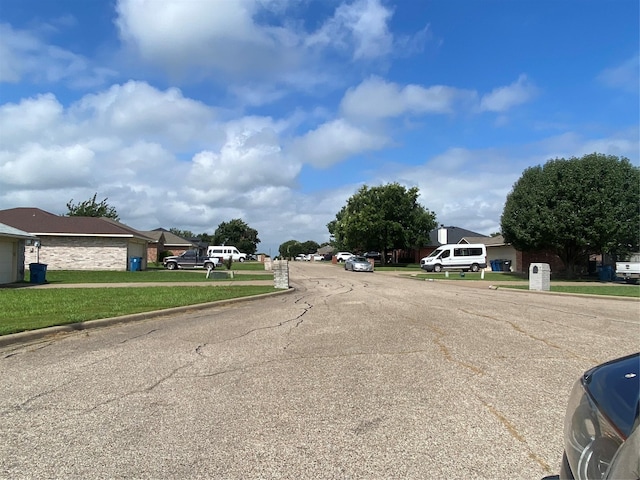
[206,246,247,262]
[420,244,487,272]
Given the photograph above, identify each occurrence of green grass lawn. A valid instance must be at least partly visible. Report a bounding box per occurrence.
[412,271,525,282]
[499,284,640,298]
[27,269,273,284]
[0,286,277,336]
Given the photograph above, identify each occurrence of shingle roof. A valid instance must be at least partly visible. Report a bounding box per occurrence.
[0,222,36,239]
[0,208,151,240]
[140,229,195,247]
[428,226,488,246]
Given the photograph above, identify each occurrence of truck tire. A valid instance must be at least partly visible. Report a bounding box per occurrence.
[204,262,215,270]
[166,262,177,270]
[239,257,245,262]
[433,264,442,273]
[470,263,480,272]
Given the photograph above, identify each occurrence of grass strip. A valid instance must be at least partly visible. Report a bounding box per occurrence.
[412,272,525,282]
[499,284,639,298]
[27,269,273,284]
[0,286,276,335]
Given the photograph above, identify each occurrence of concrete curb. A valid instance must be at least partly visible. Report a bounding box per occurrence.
[0,287,295,349]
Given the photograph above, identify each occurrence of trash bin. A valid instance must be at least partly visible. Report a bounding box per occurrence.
[503,260,511,272]
[492,259,502,271]
[29,263,48,284]
[598,265,613,282]
[129,257,142,271]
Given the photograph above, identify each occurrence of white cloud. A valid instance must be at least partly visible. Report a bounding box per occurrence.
[0,94,65,145]
[71,81,216,146]
[115,0,301,76]
[0,143,94,189]
[597,54,640,94]
[307,0,393,60]
[289,118,388,168]
[479,74,537,112]
[341,76,477,119]
[0,23,116,87]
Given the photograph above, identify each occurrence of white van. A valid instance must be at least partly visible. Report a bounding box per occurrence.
[420,244,487,272]
[206,246,247,262]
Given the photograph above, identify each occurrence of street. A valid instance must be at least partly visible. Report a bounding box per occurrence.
[1,262,638,479]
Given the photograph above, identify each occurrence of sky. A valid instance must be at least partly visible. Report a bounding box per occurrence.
[0,0,638,256]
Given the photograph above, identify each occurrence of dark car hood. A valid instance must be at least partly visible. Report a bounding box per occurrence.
[584,352,640,438]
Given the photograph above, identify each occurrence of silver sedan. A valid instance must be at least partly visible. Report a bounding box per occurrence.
[344,255,374,272]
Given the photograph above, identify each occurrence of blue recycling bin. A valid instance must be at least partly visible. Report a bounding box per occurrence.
[29,263,48,284]
[129,257,142,271]
[598,265,613,282]
[491,259,501,271]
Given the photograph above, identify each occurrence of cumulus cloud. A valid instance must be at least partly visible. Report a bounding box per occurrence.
[0,143,94,189]
[479,74,537,112]
[71,81,215,146]
[115,0,302,76]
[115,0,406,84]
[289,118,388,168]
[341,76,477,119]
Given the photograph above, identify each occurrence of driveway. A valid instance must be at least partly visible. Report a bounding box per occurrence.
[1,262,637,479]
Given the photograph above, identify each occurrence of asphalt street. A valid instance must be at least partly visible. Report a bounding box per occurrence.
[1,262,638,479]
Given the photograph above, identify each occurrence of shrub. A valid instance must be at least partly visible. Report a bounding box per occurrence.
[225,257,233,270]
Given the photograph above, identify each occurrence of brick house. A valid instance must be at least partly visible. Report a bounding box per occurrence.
[141,228,198,264]
[0,208,151,271]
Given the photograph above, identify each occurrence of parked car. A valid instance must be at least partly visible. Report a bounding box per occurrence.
[163,250,219,270]
[335,252,354,262]
[312,254,324,261]
[345,255,374,272]
[615,253,640,284]
[547,352,639,480]
[363,251,382,261]
[294,254,306,261]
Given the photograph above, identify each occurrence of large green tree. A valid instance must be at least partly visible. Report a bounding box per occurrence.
[66,193,119,220]
[213,219,260,254]
[501,153,640,277]
[328,183,437,257]
[278,239,320,259]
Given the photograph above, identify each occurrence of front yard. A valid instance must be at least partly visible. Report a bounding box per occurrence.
[1,266,277,336]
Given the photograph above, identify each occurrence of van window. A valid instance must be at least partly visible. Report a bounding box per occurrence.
[440,250,450,259]
[427,248,443,258]
[453,247,484,257]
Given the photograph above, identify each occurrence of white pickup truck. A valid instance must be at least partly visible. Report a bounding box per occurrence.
[615,253,640,284]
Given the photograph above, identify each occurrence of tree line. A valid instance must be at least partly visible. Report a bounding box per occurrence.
[321,153,638,277]
[67,153,639,276]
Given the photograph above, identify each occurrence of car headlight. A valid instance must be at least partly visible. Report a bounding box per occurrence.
[563,378,624,479]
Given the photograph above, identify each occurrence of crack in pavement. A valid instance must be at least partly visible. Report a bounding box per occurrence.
[477,395,552,475]
[458,308,601,364]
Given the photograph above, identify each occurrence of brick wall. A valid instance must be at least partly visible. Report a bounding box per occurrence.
[24,236,131,271]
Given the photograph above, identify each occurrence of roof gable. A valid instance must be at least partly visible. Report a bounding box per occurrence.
[0,208,150,240]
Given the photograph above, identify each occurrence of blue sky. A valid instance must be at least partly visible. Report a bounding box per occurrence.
[0,0,638,256]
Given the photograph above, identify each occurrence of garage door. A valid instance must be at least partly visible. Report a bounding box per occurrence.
[0,240,15,284]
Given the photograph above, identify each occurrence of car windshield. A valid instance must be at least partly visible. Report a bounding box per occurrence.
[353,256,368,262]
[426,248,443,258]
